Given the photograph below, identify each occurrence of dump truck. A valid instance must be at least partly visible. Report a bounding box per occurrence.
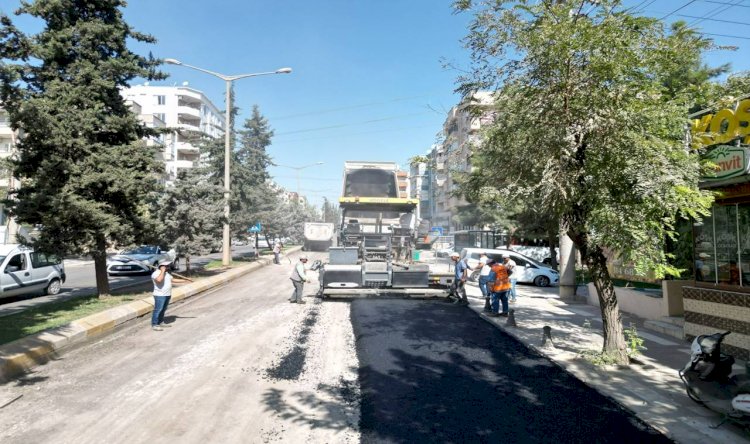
[303,222,335,251]
[313,161,452,297]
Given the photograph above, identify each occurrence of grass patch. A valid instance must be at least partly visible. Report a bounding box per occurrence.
[579,349,623,366]
[204,256,257,270]
[0,293,147,346]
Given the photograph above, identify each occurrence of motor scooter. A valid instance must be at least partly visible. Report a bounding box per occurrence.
[678,331,750,431]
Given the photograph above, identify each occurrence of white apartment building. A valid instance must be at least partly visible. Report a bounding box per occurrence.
[121,84,225,182]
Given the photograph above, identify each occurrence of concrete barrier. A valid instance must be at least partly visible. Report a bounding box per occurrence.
[0,247,301,383]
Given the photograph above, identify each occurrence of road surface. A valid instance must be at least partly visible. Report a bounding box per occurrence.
[0,256,669,443]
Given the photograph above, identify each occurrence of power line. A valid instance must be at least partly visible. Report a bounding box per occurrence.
[689,0,745,26]
[635,0,658,13]
[270,94,437,120]
[274,123,437,143]
[700,31,750,40]
[676,13,750,25]
[660,0,698,20]
[702,0,750,7]
[274,111,434,136]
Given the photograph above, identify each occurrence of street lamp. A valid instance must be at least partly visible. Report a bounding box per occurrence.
[165,58,292,266]
[277,162,324,196]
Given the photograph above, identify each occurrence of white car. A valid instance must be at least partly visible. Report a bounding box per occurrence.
[460,247,559,287]
[107,245,177,276]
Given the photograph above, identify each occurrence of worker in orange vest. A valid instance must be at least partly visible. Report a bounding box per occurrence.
[489,261,511,317]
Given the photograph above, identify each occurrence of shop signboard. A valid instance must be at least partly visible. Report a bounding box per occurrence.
[703,145,750,181]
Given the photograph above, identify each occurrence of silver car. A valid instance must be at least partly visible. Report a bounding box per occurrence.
[107,245,176,276]
[0,244,66,298]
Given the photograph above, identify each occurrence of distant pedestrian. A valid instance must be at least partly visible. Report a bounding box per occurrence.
[289,255,308,304]
[273,238,283,265]
[503,254,518,303]
[450,252,469,306]
[488,261,511,317]
[151,259,173,331]
[476,252,493,311]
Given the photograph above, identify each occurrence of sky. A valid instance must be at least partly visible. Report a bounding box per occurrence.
[3,0,750,207]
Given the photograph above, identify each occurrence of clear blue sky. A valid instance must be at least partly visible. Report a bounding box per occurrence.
[3,0,750,207]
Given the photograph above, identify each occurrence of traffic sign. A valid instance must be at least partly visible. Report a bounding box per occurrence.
[248,222,262,233]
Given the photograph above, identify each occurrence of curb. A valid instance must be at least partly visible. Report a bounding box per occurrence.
[0,247,302,383]
[468,302,746,444]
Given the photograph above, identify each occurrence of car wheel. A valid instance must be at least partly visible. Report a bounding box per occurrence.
[44,278,62,295]
[534,275,551,287]
[469,270,479,282]
[170,258,179,271]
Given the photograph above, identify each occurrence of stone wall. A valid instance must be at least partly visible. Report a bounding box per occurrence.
[683,286,750,361]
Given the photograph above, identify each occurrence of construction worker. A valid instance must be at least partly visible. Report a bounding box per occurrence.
[488,260,511,317]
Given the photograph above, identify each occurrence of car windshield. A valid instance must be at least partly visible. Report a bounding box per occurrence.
[123,246,157,255]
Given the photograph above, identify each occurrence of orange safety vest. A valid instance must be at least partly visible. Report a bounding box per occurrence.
[491,263,511,292]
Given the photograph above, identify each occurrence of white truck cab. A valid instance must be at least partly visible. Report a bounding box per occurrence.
[0,244,66,298]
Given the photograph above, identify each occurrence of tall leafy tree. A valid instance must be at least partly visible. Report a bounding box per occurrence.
[455,0,718,363]
[0,0,164,297]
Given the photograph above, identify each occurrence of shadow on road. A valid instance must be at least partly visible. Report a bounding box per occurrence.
[351,299,671,443]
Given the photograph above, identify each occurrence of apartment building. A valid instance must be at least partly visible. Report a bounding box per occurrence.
[408,159,431,224]
[121,84,225,182]
[0,108,20,243]
[426,92,495,233]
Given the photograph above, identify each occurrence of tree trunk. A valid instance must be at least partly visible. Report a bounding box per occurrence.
[185,255,191,273]
[93,235,110,298]
[585,246,629,364]
[547,226,558,269]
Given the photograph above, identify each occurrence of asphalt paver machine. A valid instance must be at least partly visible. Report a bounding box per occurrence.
[314,161,451,298]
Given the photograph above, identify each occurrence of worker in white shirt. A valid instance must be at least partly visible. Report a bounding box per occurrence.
[289,255,308,304]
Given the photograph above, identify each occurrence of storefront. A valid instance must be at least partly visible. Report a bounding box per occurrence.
[683,100,750,360]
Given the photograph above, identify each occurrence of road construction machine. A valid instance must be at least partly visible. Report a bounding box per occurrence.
[313,161,452,297]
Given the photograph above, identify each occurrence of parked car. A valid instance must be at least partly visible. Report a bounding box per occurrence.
[460,247,559,287]
[435,243,455,258]
[0,244,66,299]
[107,245,176,276]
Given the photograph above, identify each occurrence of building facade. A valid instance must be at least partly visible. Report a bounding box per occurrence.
[681,98,750,360]
[425,92,494,233]
[121,84,225,183]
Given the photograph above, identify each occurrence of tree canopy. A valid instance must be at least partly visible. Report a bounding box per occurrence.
[454,0,726,363]
[0,0,164,296]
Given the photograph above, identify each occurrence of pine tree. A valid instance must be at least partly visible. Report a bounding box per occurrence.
[233,105,276,238]
[0,0,164,297]
[155,169,223,272]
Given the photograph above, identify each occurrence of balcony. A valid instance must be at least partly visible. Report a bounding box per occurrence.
[177,105,201,119]
[174,141,199,154]
[177,122,201,132]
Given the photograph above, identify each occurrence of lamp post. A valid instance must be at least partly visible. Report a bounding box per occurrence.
[277,162,324,196]
[164,58,291,266]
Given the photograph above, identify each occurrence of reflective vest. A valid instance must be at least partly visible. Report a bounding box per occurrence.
[491,263,511,292]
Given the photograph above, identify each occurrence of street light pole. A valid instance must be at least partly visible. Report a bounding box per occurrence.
[165,59,291,266]
[277,162,324,197]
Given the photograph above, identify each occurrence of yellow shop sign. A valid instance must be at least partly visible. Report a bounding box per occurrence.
[691,99,750,146]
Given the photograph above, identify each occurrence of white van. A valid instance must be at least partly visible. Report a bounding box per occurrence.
[0,244,66,298]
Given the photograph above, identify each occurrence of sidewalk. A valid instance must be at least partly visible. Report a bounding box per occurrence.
[462,283,749,443]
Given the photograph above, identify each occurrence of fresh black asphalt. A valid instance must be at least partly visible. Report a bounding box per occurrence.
[350,299,673,444]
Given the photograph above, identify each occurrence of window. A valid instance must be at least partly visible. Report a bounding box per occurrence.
[154,113,166,122]
[31,252,61,268]
[693,202,750,286]
[156,95,166,105]
[6,253,27,272]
